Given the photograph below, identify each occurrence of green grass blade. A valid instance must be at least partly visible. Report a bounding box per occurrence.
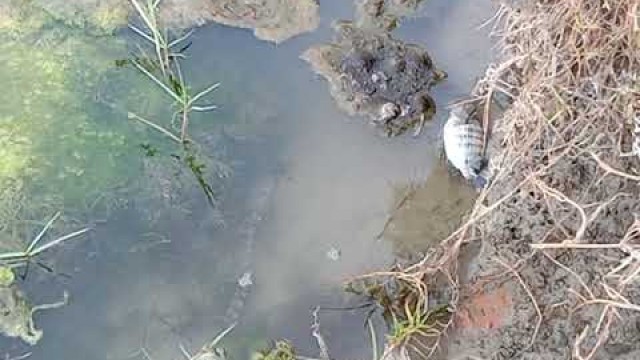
[0,251,28,261]
[132,59,182,103]
[128,24,155,44]
[129,0,155,33]
[189,83,220,105]
[191,105,218,112]
[168,29,195,48]
[127,111,181,143]
[208,323,236,348]
[26,212,61,254]
[30,227,91,257]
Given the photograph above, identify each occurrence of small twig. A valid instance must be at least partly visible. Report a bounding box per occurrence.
[494,258,542,354]
[531,243,635,250]
[589,151,640,182]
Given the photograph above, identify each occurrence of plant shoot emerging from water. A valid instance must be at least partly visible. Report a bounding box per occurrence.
[0,212,90,275]
[347,273,452,359]
[128,0,219,143]
[125,0,223,206]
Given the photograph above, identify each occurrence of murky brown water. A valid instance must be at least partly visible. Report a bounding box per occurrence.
[0,0,494,359]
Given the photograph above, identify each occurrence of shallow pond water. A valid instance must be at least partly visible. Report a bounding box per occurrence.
[0,0,494,359]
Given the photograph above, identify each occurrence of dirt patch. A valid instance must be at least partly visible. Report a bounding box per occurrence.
[355,0,425,31]
[455,284,513,331]
[302,21,444,136]
[159,0,320,43]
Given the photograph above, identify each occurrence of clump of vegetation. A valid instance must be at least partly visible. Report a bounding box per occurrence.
[125,0,223,206]
[0,267,15,287]
[0,212,90,273]
[252,340,297,360]
[348,269,453,359]
[128,0,219,143]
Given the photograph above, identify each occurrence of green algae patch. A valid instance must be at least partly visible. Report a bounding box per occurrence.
[33,0,130,34]
[0,267,15,287]
[0,0,129,36]
[0,1,50,36]
[0,33,171,227]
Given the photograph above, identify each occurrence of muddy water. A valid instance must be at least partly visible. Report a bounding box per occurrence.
[0,0,493,359]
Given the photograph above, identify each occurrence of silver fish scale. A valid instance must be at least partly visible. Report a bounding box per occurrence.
[443,107,485,180]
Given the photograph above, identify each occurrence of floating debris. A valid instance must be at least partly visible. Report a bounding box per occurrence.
[326,247,341,261]
[302,21,445,136]
[237,271,253,288]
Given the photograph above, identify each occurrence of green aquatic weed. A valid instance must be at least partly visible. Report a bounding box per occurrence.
[252,341,297,360]
[0,266,15,287]
[0,212,90,271]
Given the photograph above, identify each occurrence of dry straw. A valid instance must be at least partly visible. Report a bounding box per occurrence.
[360,0,640,358]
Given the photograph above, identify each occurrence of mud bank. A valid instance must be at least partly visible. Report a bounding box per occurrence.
[1,0,319,42]
[303,0,444,136]
[357,1,640,359]
[441,1,640,359]
[158,0,320,43]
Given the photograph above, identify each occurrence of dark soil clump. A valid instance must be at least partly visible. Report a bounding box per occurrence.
[303,21,444,136]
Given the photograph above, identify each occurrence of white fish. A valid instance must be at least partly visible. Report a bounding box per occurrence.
[443,106,487,187]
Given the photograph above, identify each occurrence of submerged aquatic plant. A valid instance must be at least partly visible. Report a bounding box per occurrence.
[252,340,297,360]
[0,212,90,271]
[128,0,219,143]
[0,266,15,287]
[0,33,169,221]
[125,0,224,206]
[347,273,452,359]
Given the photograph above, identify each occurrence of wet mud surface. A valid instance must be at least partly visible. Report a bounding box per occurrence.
[381,161,477,260]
